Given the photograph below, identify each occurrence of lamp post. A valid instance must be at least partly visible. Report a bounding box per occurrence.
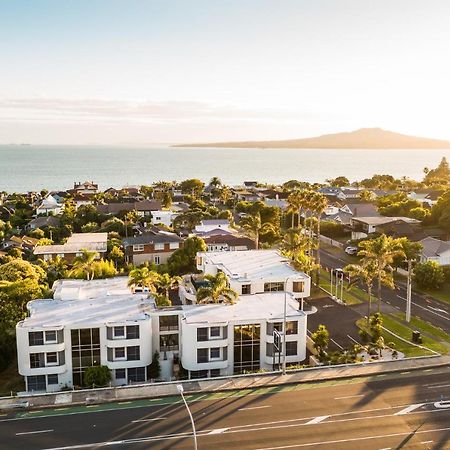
[177,384,198,450]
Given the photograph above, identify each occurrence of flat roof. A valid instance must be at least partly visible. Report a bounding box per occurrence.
[182,293,305,324]
[199,250,308,282]
[66,233,108,244]
[53,277,133,300]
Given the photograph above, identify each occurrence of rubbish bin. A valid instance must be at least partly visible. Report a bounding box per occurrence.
[412,330,421,344]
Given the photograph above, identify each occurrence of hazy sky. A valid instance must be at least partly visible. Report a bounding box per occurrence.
[1,0,450,144]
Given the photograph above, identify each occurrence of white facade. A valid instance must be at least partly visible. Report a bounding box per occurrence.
[196,250,311,299]
[419,237,450,266]
[16,278,153,393]
[150,210,178,227]
[36,195,63,216]
[194,219,231,234]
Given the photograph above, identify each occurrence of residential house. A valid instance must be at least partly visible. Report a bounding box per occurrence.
[419,237,450,266]
[33,233,108,262]
[36,195,63,216]
[203,234,255,252]
[350,216,421,240]
[122,230,183,265]
[71,181,98,195]
[194,219,232,234]
[25,216,61,232]
[1,235,39,253]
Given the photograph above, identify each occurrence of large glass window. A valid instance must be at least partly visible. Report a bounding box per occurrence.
[293,281,305,293]
[127,346,140,361]
[126,325,139,339]
[71,328,101,387]
[197,348,208,364]
[197,328,208,342]
[115,368,126,379]
[30,353,45,368]
[27,375,46,391]
[286,321,298,335]
[127,367,146,383]
[29,331,44,346]
[160,334,179,351]
[47,374,58,385]
[264,282,284,292]
[233,324,260,373]
[159,315,179,331]
[241,284,251,295]
[286,341,298,356]
[266,322,282,336]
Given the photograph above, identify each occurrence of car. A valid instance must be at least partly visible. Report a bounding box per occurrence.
[345,246,358,255]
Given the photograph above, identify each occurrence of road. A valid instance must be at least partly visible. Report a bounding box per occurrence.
[2,367,450,449]
[320,249,450,334]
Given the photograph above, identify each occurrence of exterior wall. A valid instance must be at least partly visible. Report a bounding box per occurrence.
[421,251,450,266]
[125,241,183,264]
[130,251,173,266]
[17,320,152,392]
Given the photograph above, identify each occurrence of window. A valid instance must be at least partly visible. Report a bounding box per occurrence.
[127,346,140,361]
[286,341,298,356]
[286,321,298,335]
[197,328,208,342]
[264,282,284,292]
[71,328,101,387]
[115,368,126,379]
[47,374,58,385]
[46,352,58,365]
[160,334,179,351]
[114,326,125,338]
[210,369,221,377]
[154,255,161,265]
[154,243,164,251]
[159,315,179,331]
[293,281,305,293]
[45,330,57,343]
[196,256,203,266]
[127,367,146,383]
[114,347,126,360]
[169,242,179,250]
[190,370,208,379]
[27,375,46,391]
[210,327,221,338]
[29,331,44,346]
[197,348,208,363]
[126,325,140,339]
[233,324,261,374]
[133,244,144,252]
[266,322,282,336]
[30,353,45,368]
[210,348,220,360]
[241,284,251,295]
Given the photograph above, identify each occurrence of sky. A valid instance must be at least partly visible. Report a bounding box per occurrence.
[1,0,450,144]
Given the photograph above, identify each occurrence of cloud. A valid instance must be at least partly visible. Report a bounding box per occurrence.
[0,97,336,125]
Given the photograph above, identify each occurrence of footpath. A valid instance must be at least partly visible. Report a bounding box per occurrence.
[1,354,450,411]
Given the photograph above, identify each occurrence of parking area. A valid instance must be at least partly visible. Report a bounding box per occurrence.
[306,296,363,350]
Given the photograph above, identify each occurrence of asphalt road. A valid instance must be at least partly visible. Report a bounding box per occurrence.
[320,249,450,334]
[2,367,450,450]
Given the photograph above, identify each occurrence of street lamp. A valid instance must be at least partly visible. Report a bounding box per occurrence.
[177,384,198,450]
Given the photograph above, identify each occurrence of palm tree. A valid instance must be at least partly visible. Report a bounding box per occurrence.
[345,261,394,323]
[281,227,310,260]
[71,248,99,280]
[358,234,405,312]
[286,191,301,229]
[240,212,276,249]
[127,267,160,293]
[156,273,182,301]
[196,272,238,304]
[311,193,327,286]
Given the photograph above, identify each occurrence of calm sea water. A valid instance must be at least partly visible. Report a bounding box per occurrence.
[1,145,450,192]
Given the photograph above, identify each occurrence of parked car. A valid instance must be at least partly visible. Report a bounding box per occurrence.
[345,246,358,255]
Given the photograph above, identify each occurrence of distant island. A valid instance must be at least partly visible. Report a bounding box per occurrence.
[175,127,450,149]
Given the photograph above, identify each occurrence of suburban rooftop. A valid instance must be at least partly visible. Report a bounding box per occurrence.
[198,249,308,282]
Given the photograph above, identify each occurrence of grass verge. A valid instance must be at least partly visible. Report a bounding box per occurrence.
[319,270,363,305]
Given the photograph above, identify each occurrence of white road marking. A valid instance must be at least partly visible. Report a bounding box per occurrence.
[334,395,364,400]
[396,295,450,322]
[131,417,166,423]
[427,384,450,389]
[394,403,424,415]
[207,427,229,434]
[238,405,271,411]
[16,429,54,435]
[428,306,448,314]
[331,338,344,350]
[254,426,450,449]
[305,415,329,425]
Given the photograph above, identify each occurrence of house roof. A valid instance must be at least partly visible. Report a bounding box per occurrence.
[33,233,108,255]
[27,216,61,228]
[134,200,162,211]
[204,234,256,249]
[182,292,305,325]
[198,249,309,283]
[352,216,420,226]
[419,237,450,258]
[200,219,230,226]
[343,203,380,217]
[123,231,183,247]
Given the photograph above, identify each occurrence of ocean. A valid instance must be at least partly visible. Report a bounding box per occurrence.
[1,145,450,192]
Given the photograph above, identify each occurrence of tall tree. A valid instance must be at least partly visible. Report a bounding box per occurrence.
[127,267,160,292]
[71,249,99,280]
[240,212,276,249]
[196,272,238,304]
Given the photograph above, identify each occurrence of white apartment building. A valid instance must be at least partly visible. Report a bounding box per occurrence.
[16,278,154,393]
[16,251,312,392]
[195,250,311,300]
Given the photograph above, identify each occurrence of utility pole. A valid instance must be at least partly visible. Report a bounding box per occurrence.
[406,259,412,323]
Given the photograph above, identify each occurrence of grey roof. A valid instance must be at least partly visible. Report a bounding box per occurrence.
[28,216,61,228]
[123,232,183,247]
[344,203,380,217]
[201,219,230,225]
[419,237,450,258]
